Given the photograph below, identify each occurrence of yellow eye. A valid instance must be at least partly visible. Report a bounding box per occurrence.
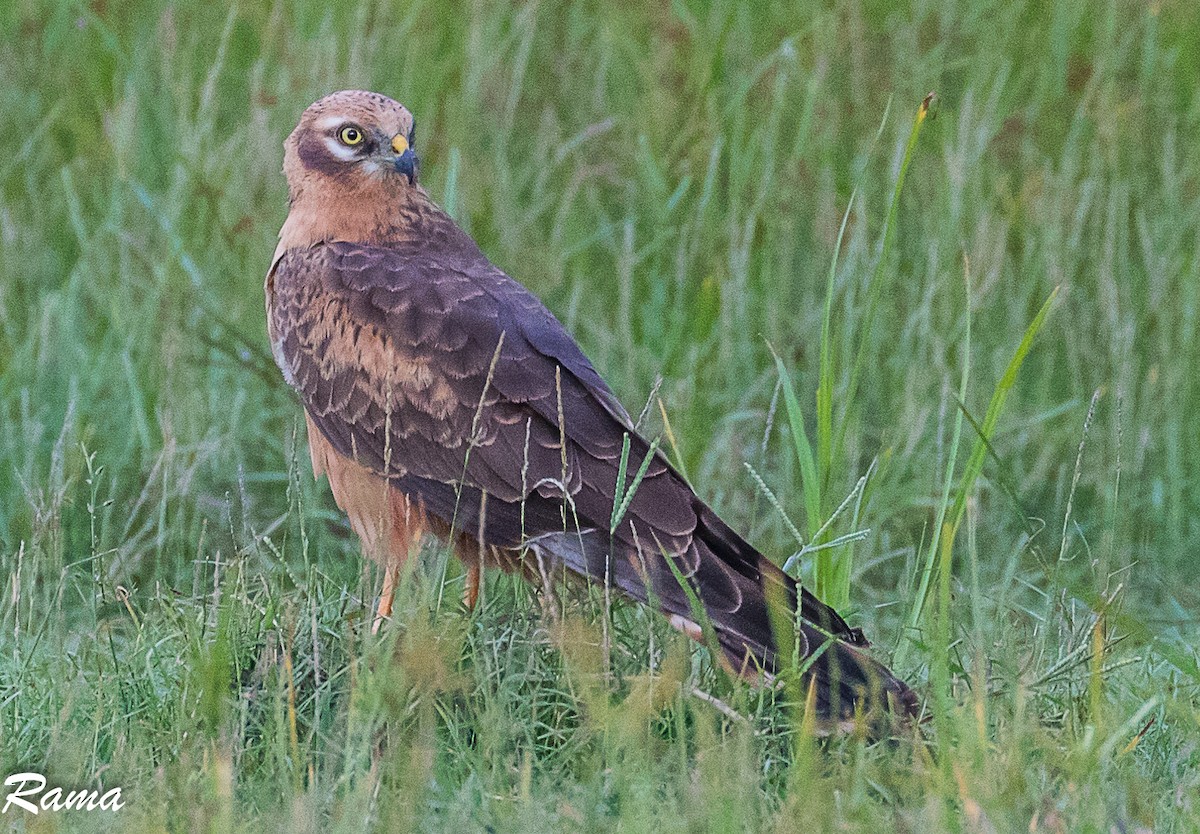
[338,126,364,146]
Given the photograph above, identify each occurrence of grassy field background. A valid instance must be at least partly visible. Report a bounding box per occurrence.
[2,0,1199,830]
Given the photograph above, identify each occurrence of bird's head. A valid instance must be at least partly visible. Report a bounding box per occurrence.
[283,90,419,200]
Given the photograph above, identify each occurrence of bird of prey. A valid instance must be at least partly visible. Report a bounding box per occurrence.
[266,90,918,727]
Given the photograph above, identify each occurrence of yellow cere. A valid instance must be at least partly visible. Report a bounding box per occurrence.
[391,134,409,154]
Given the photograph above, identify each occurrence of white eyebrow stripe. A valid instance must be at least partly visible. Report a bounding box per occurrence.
[322,136,360,161]
[315,114,350,132]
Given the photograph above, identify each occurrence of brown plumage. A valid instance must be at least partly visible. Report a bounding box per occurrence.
[266,90,919,728]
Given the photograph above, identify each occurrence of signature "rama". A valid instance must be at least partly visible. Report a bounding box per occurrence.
[3,772,124,815]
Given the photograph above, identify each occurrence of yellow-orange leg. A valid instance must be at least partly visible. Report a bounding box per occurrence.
[372,560,401,635]
[463,562,481,611]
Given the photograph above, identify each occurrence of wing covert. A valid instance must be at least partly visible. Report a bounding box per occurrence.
[269,236,870,696]
[270,239,665,525]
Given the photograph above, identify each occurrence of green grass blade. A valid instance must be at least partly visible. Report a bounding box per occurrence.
[770,350,820,541]
[610,433,633,534]
[898,284,1058,668]
[947,287,1060,537]
[836,93,935,463]
[662,538,730,685]
[816,95,890,497]
[816,189,857,497]
[895,263,971,670]
[612,436,662,533]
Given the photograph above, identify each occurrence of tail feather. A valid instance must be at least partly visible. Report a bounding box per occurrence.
[694,505,918,725]
[806,636,921,726]
[397,467,921,729]
[533,516,920,730]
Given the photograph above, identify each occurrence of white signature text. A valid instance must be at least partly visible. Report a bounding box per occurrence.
[3,772,124,815]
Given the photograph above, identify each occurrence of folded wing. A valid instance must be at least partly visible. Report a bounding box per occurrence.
[269,234,917,723]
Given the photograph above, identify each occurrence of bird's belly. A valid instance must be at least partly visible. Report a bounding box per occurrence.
[305,413,424,566]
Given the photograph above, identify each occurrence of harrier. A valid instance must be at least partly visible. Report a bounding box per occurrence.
[266,90,918,727]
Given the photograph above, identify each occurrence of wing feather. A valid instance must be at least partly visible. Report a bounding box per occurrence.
[269,234,915,723]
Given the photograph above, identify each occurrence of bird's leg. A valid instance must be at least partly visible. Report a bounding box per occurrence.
[463,561,481,610]
[372,559,400,635]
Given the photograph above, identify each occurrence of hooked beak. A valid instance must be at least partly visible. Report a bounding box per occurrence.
[391,134,417,184]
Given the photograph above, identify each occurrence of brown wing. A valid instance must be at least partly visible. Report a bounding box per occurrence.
[269,230,916,722]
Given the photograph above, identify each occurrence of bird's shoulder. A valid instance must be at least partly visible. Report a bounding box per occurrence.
[270,231,633,429]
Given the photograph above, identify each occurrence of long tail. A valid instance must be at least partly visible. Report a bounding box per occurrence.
[526,502,920,730]
[395,471,920,729]
[694,505,920,728]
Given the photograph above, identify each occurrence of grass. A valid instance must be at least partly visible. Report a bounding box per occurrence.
[2,0,1200,830]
